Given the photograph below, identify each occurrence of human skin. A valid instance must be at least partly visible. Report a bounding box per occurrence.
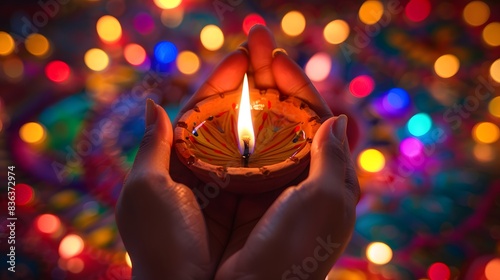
[115,25,360,280]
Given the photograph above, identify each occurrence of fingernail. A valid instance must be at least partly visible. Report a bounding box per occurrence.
[146,98,157,126]
[272,47,288,58]
[332,115,347,143]
[237,45,249,56]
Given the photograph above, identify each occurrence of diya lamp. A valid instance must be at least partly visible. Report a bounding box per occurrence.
[174,74,320,193]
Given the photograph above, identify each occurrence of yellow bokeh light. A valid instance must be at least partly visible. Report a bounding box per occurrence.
[59,234,84,259]
[490,59,500,83]
[161,7,184,28]
[358,148,385,172]
[0,31,15,56]
[125,252,132,267]
[463,1,490,26]
[176,50,200,75]
[359,1,384,25]
[324,20,350,44]
[281,11,306,37]
[489,96,500,118]
[473,122,499,144]
[96,15,122,43]
[483,22,500,47]
[154,0,181,9]
[434,54,460,78]
[200,25,224,51]
[473,143,494,162]
[3,57,24,79]
[366,242,393,265]
[19,122,46,144]
[25,33,50,56]
[84,48,109,71]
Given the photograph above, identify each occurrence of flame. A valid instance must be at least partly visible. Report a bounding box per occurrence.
[237,74,255,154]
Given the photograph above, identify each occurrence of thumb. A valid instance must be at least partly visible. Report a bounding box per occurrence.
[131,98,173,175]
[308,115,348,186]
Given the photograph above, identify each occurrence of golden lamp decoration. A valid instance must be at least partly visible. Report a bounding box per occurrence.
[174,74,320,193]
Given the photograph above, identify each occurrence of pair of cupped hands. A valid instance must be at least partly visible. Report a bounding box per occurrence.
[116,25,360,280]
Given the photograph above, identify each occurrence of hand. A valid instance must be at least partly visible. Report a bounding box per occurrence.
[115,25,360,280]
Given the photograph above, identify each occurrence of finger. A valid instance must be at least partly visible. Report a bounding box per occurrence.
[131,99,173,176]
[248,25,276,89]
[178,50,248,118]
[272,52,333,120]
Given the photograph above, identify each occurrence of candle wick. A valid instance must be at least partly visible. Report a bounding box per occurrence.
[242,138,251,167]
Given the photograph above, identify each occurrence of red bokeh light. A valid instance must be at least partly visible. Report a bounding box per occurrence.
[428,262,451,280]
[405,0,431,22]
[15,183,34,206]
[45,60,70,82]
[349,75,375,97]
[36,214,61,234]
[243,13,266,35]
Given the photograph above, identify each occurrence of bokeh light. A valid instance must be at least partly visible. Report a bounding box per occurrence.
[45,61,70,82]
[281,11,306,36]
[161,7,184,28]
[59,234,84,259]
[472,122,499,144]
[154,0,181,9]
[324,19,350,44]
[84,48,109,71]
[366,242,393,265]
[483,22,500,47]
[489,96,500,118]
[349,75,375,97]
[25,33,50,56]
[125,252,132,267]
[358,148,385,172]
[407,113,432,137]
[3,57,24,79]
[428,262,450,280]
[243,13,266,35]
[473,143,494,162]
[485,258,500,280]
[382,88,410,114]
[176,50,200,75]
[358,1,384,25]
[490,59,500,83]
[400,137,424,158]
[19,122,46,144]
[434,54,460,78]
[124,43,147,66]
[463,1,490,27]
[66,257,84,273]
[305,52,331,82]
[36,214,61,234]
[96,15,122,43]
[154,41,178,63]
[200,25,224,51]
[0,31,15,55]
[15,184,35,206]
[405,0,431,22]
[133,12,155,35]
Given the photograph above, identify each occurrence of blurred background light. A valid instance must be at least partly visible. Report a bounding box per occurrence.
[25,33,50,57]
[358,148,385,172]
[358,1,384,25]
[19,122,46,144]
[473,143,494,162]
[400,137,424,158]
[3,57,24,79]
[434,54,460,78]
[96,15,122,43]
[176,50,200,75]
[405,0,431,23]
[45,60,71,83]
[154,0,181,9]
[66,257,84,273]
[489,96,500,118]
[15,183,35,206]
[243,13,266,35]
[0,31,15,55]
[472,122,499,144]
[84,48,109,71]
[490,59,500,83]
[407,113,432,137]
[324,19,350,44]
[427,262,450,280]
[154,41,178,63]
[124,43,147,66]
[59,234,84,259]
[200,25,224,51]
[161,7,184,28]
[483,22,500,47]
[133,12,155,35]
[463,1,490,27]
[281,10,306,36]
[366,242,393,265]
[382,88,410,114]
[349,75,375,98]
[36,214,61,234]
[485,258,500,280]
[305,52,331,82]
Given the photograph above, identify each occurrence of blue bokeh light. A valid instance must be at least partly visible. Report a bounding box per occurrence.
[382,88,410,113]
[154,41,178,64]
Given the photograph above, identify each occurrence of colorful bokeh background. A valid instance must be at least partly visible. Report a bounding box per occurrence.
[1,0,500,279]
